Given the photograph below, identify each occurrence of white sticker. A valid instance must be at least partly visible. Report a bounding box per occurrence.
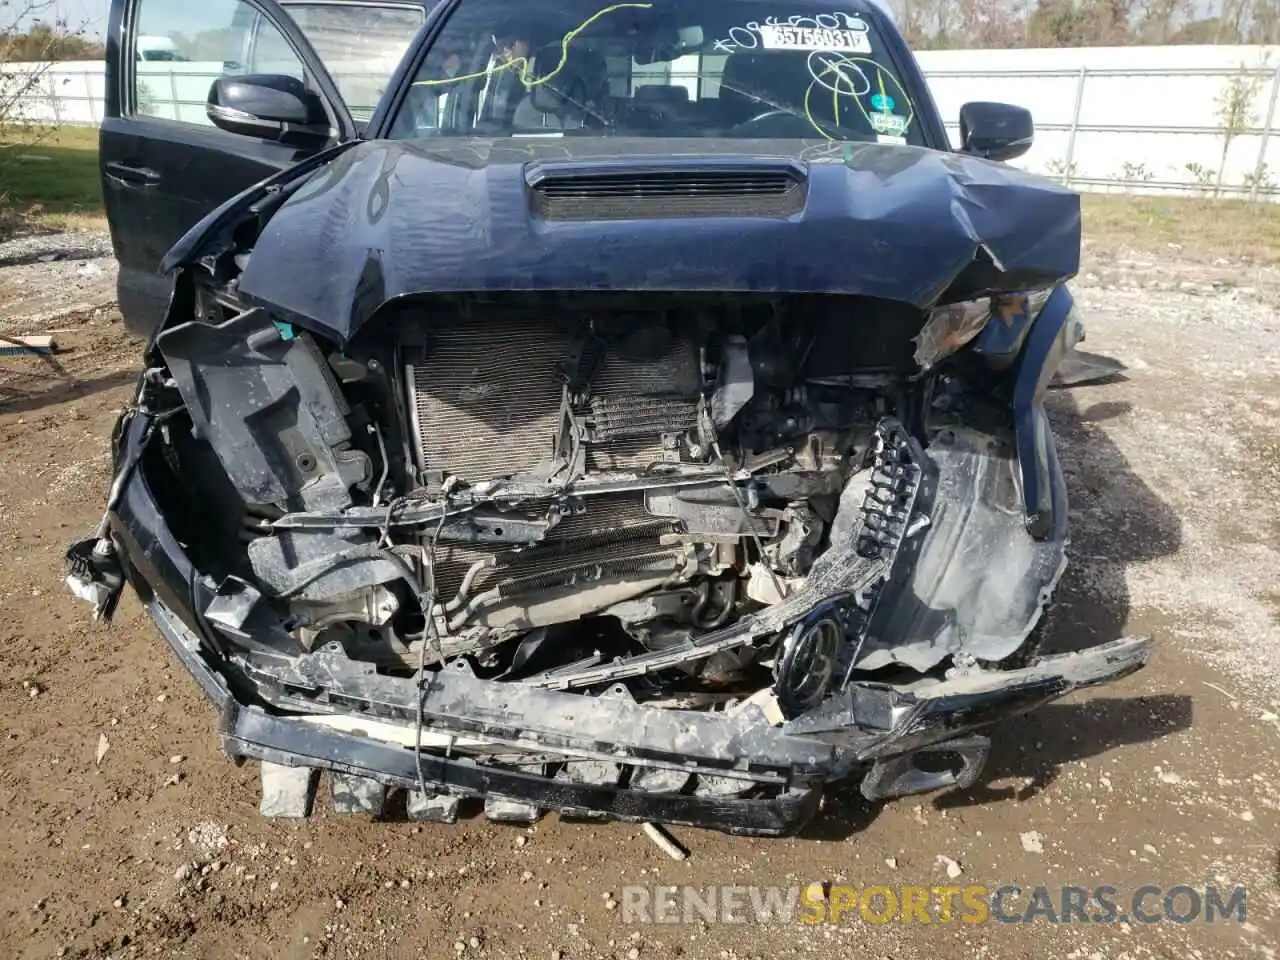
[869,112,908,136]
[875,133,907,145]
[759,25,871,53]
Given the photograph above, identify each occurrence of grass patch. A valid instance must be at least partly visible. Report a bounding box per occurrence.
[0,125,104,235]
[1081,193,1280,264]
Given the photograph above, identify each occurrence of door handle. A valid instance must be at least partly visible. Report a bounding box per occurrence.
[105,161,161,185]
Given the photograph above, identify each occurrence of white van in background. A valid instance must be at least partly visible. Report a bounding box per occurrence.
[136,34,186,61]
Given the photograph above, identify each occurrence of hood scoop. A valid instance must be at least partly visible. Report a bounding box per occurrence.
[526,158,807,221]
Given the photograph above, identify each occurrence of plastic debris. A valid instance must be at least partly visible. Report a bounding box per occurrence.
[642,822,688,861]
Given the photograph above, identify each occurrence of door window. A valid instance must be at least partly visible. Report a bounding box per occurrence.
[266,3,425,121]
[132,0,304,125]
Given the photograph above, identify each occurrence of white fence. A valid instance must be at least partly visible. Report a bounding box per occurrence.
[921,44,1280,201]
[3,43,1279,199]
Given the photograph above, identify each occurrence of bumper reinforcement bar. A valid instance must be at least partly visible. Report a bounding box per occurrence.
[148,596,1149,834]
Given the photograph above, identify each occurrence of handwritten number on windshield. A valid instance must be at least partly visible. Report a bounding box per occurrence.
[712,13,868,53]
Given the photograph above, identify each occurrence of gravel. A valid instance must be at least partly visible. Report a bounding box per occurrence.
[0,229,117,334]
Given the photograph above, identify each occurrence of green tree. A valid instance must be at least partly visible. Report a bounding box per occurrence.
[1027,0,1092,45]
[1,22,104,62]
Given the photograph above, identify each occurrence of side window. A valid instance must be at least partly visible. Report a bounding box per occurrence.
[276,4,425,121]
[605,55,631,98]
[698,53,727,100]
[132,0,304,125]
[248,13,308,81]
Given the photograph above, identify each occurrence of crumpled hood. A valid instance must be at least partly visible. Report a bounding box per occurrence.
[235,137,1081,344]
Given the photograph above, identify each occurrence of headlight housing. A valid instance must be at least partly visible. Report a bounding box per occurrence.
[913,288,1056,373]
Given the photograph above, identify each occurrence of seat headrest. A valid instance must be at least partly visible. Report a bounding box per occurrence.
[525,42,608,117]
[532,41,607,85]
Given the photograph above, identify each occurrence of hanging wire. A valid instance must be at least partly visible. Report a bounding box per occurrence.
[413,482,455,804]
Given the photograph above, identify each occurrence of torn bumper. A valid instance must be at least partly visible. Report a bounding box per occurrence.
[147,589,1146,835]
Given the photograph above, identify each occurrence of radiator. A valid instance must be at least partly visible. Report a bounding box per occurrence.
[406,322,567,483]
[404,319,702,482]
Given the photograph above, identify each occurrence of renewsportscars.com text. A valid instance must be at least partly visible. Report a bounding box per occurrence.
[620,884,1247,925]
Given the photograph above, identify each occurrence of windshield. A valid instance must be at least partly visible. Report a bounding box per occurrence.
[387,0,925,145]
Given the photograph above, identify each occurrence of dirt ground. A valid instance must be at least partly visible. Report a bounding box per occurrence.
[0,227,1277,960]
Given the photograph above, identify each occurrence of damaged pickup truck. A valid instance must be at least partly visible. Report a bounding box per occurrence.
[68,0,1148,834]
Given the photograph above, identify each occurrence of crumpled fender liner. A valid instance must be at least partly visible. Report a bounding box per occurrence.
[860,420,1068,672]
[784,635,1150,759]
[860,735,991,802]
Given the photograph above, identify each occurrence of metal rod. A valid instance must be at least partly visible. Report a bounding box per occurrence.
[1063,66,1088,188]
[1066,175,1277,196]
[942,122,1275,137]
[1250,66,1280,203]
[923,66,1277,79]
[168,70,180,122]
[83,70,96,124]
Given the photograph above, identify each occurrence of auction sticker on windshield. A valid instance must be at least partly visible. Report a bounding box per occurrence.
[759,25,871,52]
[869,112,909,136]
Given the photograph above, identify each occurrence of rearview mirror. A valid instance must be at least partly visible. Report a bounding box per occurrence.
[958,101,1033,162]
[633,26,703,64]
[207,74,329,145]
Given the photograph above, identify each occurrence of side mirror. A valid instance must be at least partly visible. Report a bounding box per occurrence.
[958,101,1033,162]
[207,74,329,145]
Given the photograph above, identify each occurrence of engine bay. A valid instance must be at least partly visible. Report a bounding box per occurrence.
[148,290,931,707]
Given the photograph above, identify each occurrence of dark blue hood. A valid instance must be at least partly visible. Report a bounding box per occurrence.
[234,137,1081,344]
